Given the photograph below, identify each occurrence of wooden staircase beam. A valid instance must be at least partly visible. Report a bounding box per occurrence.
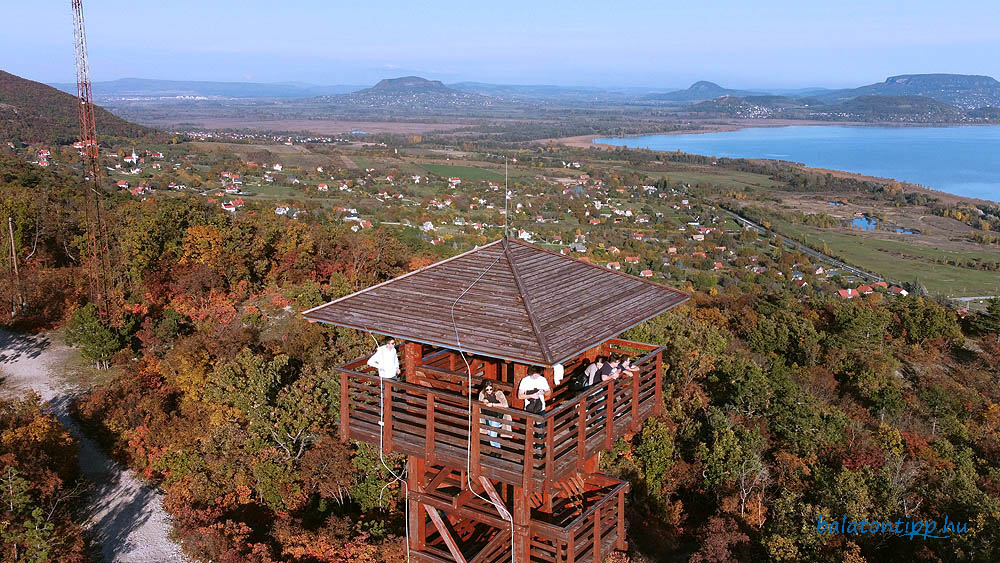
[425,505,468,563]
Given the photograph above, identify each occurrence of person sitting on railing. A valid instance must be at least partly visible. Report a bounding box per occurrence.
[619,356,639,378]
[366,337,400,380]
[478,381,509,452]
[518,371,551,459]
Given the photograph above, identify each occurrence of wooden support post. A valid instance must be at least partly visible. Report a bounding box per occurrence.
[604,380,615,450]
[426,394,436,464]
[615,487,627,550]
[593,506,602,563]
[512,363,528,409]
[654,351,664,415]
[470,403,481,481]
[404,342,421,380]
[425,505,468,563]
[339,373,349,442]
[408,457,426,551]
[566,536,576,563]
[382,379,394,452]
[512,486,531,563]
[576,401,587,472]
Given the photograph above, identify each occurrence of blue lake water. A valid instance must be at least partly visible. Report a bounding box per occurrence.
[595,125,1000,202]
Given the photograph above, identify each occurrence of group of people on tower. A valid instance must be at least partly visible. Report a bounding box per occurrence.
[365,336,639,434]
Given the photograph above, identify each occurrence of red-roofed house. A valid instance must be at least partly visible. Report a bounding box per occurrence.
[639,269,653,278]
[625,256,640,264]
[857,284,874,295]
[607,262,621,271]
[838,288,859,299]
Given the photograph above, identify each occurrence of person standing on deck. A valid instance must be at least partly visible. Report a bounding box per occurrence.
[517,371,551,413]
[518,371,551,460]
[367,337,400,379]
[478,382,509,451]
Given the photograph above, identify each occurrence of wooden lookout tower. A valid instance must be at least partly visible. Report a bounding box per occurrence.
[304,239,688,563]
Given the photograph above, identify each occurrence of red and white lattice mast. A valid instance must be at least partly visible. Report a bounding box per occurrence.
[72,0,111,317]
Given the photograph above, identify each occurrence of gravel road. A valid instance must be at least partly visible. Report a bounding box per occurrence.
[0,329,186,563]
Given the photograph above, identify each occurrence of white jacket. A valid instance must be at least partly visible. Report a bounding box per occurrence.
[366,344,399,379]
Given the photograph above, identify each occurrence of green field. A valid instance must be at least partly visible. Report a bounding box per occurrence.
[421,164,506,181]
[773,220,1000,297]
[616,163,784,190]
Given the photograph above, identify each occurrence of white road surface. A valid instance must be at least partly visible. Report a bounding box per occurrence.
[0,329,186,563]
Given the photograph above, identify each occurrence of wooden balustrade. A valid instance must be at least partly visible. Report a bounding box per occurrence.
[336,339,665,490]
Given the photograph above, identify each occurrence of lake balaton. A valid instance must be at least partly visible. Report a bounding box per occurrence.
[595,125,1000,202]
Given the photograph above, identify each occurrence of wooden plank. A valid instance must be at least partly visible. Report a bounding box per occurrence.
[470,403,481,481]
[426,394,437,464]
[425,505,468,563]
[477,476,509,522]
[339,372,350,442]
[605,380,615,450]
[593,506,601,563]
[654,350,663,415]
[616,487,627,550]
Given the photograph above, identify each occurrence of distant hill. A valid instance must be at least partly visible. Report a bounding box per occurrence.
[691,93,968,123]
[449,82,662,102]
[1,71,157,144]
[820,74,1000,109]
[355,76,455,95]
[644,81,763,103]
[324,76,496,111]
[49,78,360,100]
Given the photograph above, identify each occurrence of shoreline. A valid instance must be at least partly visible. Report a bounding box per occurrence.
[556,119,996,149]
[554,121,999,205]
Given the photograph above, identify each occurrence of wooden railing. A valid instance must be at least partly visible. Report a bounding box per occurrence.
[337,339,664,490]
[531,478,628,563]
[413,470,628,563]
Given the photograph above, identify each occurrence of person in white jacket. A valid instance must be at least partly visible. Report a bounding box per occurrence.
[367,337,400,379]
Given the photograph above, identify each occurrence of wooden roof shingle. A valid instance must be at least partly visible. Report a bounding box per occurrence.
[302,238,688,366]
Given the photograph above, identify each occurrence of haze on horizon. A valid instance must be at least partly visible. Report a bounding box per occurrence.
[3,0,1000,90]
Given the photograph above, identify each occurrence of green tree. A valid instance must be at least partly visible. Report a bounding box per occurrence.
[970,298,1000,335]
[64,304,120,369]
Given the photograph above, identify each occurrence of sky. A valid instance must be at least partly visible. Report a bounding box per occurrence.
[3,0,1000,90]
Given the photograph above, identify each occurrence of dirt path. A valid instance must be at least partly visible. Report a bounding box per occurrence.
[0,329,186,563]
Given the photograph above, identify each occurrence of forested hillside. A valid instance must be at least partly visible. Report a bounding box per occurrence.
[0,70,159,144]
[1,148,998,562]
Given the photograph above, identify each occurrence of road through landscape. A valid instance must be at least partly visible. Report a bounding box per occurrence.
[0,329,186,563]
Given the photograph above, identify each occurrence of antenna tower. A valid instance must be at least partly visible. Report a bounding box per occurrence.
[72,0,111,317]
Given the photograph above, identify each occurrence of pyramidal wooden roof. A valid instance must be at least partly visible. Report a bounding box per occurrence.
[303,238,688,366]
